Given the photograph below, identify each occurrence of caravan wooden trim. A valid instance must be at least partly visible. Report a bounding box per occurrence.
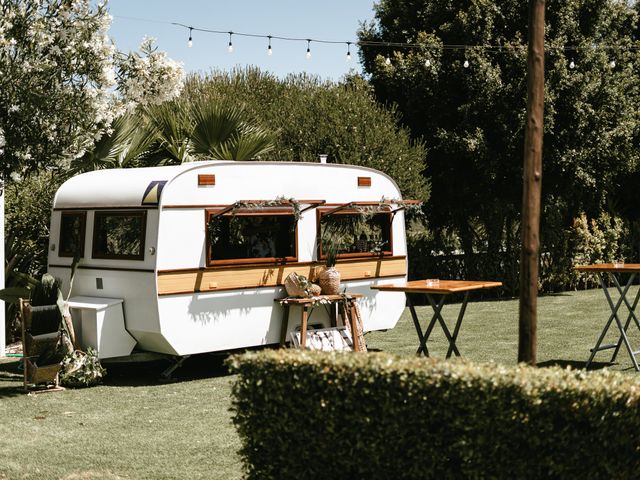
[205,209,299,267]
[157,256,407,295]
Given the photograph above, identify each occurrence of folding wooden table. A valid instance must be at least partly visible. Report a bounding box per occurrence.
[372,280,502,358]
[575,263,640,371]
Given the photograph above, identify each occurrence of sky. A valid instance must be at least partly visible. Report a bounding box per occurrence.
[105,0,378,81]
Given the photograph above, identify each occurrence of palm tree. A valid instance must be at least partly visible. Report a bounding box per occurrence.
[75,99,276,172]
[189,101,275,161]
[143,99,275,164]
[70,113,157,173]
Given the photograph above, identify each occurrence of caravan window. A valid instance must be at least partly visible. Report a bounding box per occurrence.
[59,211,86,257]
[206,210,297,265]
[318,208,393,259]
[92,211,146,260]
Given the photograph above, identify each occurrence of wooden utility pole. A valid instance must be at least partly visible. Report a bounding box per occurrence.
[519,0,545,365]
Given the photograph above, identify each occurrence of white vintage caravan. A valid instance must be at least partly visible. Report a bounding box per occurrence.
[48,161,411,358]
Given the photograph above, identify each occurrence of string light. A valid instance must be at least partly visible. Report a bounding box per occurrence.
[115,17,640,73]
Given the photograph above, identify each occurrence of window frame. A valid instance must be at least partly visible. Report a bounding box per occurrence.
[205,208,299,267]
[91,210,147,261]
[58,211,87,258]
[317,206,394,261]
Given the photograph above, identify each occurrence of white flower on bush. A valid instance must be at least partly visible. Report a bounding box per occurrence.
[0,0,116,176]
[117,36,185,111]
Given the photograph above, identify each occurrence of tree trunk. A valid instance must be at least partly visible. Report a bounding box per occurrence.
[519,0,545,365]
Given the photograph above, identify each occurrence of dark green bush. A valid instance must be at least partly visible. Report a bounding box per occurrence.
[228,350,640,480]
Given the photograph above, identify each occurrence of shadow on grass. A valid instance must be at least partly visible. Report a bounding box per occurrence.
[0,359,27,398]
[538,359,615,370]
[102,352,233,387]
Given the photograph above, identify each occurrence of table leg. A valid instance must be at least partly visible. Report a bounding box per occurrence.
[279,304,290,347]
[300,305,310,349]
[407,295,429,356]
[349,300,360,352]
[426,294,461,358]
[587,273,640,371]
[445,292,469,359]
[610,274,640,363]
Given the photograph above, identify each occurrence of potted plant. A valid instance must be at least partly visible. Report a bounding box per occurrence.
[318,240,341,295]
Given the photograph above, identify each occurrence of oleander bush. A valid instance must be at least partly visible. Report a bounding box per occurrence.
[228,350,640,480]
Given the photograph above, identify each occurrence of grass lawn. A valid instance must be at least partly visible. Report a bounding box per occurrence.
[1,287,639,479]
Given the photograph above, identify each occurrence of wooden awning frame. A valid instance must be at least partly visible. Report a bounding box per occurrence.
[208,199,326,219]
[321,199,422,218]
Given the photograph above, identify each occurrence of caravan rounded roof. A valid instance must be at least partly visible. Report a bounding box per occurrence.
[53,161,226,209]
[53,161,402,209]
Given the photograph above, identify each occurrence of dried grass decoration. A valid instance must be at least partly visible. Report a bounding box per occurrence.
[284,272,321,298]
[318,241,341,295]
[59,347,106,388]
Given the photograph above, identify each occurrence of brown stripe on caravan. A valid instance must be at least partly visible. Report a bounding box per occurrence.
[156,256,407,296]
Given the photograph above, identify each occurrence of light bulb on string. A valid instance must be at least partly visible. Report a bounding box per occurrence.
[385,53,391,65]
[425,58,431,67]
[228,32,234,53]
[306,39,311,59]
[463,59,470,68]
[610,59,616,68]
[569,59,575,69]
[187,27,193,48]
[267,36,272,56]
[346,42,352,62]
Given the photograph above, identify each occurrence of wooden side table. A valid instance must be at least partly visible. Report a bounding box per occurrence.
[372,280,502,358]
[275,294,364,351]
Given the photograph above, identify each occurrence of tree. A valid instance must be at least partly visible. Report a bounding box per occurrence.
[181,68,429,201]
[0,0,116,180]
[359,0,640,286]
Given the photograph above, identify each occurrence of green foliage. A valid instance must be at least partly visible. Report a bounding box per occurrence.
[359,0,640,287]
[5,171,65,279]
[0,0,116,180]
[59,347,106,388]
[181,68,429,201]
[69,113,157,172]
[229,350,640,480]
[541,211,629,292]
[73,99,277,170]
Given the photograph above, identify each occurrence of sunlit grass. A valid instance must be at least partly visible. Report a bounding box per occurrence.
[1,287,638,479]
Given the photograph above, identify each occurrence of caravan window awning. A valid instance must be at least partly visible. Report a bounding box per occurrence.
[321,199,422,217]
[207,199,326,219]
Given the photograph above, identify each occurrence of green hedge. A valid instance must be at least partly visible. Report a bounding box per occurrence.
[228,350,640,480]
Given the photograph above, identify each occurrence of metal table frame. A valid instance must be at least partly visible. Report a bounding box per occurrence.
[372,280,502,358]
[577,265,640,371]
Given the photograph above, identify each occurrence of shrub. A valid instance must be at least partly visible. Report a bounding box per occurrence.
[228,350,640,480]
